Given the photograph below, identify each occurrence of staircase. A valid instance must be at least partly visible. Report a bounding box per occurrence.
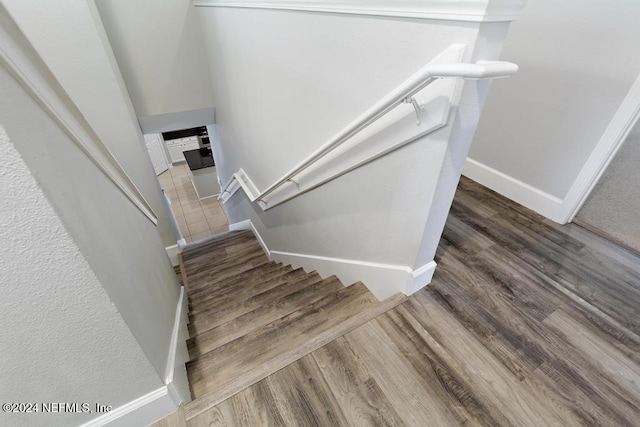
[177,230,405,420]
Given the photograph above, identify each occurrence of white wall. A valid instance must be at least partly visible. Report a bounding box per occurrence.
[198,4,518,297]
[0,122,161,426]
[1,1,182,383]
[466,0,640,220]
[95,0,214,127]
[2,0,176,248]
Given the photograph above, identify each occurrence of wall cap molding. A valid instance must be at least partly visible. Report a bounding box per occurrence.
[193,0,526,23]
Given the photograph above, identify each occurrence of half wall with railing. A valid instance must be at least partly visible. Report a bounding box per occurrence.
[197,0,524,300]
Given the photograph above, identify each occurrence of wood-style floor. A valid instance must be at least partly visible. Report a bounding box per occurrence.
[178,230,405,421]
[159,177,640,426]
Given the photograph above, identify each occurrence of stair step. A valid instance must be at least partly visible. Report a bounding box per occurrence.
[188,269,309,335]
[177,228,407,421]
[186,278,368,394]
[184,284,405,420]
[184,248,269,290]
[187,260,281,299]
[187,264,297,312]
[187,275,342,358]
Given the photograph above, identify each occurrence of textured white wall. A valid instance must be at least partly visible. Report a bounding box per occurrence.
[0,125,161,427]
[469,0,640,201]
[0,6,181,381]
[198,6,513,282]
[95,0,214,121]
[2,0,176,248]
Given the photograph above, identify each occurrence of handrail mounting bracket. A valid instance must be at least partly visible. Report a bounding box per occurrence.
[403,96,426,126]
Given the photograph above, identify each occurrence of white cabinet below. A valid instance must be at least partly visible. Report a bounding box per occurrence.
[166,137,200,164]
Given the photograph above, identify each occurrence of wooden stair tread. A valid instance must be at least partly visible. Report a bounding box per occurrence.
[178,229,407,421]
[188,268,309,336]
[187,261,286,300]
[187,275,343,357]
[187,279,369,383]
[184,288,406,420]
[188,264,299,312]
[187,281,394,396]
[185,249,270,288]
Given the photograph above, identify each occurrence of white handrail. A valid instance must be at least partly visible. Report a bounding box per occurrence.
[253,60,517,204]
[0,5,159,225]
[219,58,518,206]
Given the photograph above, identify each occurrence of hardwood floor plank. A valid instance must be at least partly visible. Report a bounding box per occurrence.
[551,220,640,277]
[523,362,633,427]
[405,291,576,426]
[448,184,500,219]
[427,268,546,379]
[485,242,640,364]
[438,214,495,256]
[266,355,349,427]
[543,309,640,407]
[344,321,474,426]
[379,306,508,426]
[450,188,640,335]
[311,337,405,426]
[150,404,187,427]
[187,383,285,427]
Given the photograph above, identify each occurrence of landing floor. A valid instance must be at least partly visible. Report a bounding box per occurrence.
[157,163,229,243]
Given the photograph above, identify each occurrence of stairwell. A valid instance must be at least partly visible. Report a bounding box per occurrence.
[175,229,406,421]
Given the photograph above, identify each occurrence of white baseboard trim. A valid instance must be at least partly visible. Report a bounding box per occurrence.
[164,286,191,406]
[228,219,436,300]
[165,244,180,267]
[408,261,438,295]
[463,158,564,222]
[79,387,175,427]
[80,288,191,426]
